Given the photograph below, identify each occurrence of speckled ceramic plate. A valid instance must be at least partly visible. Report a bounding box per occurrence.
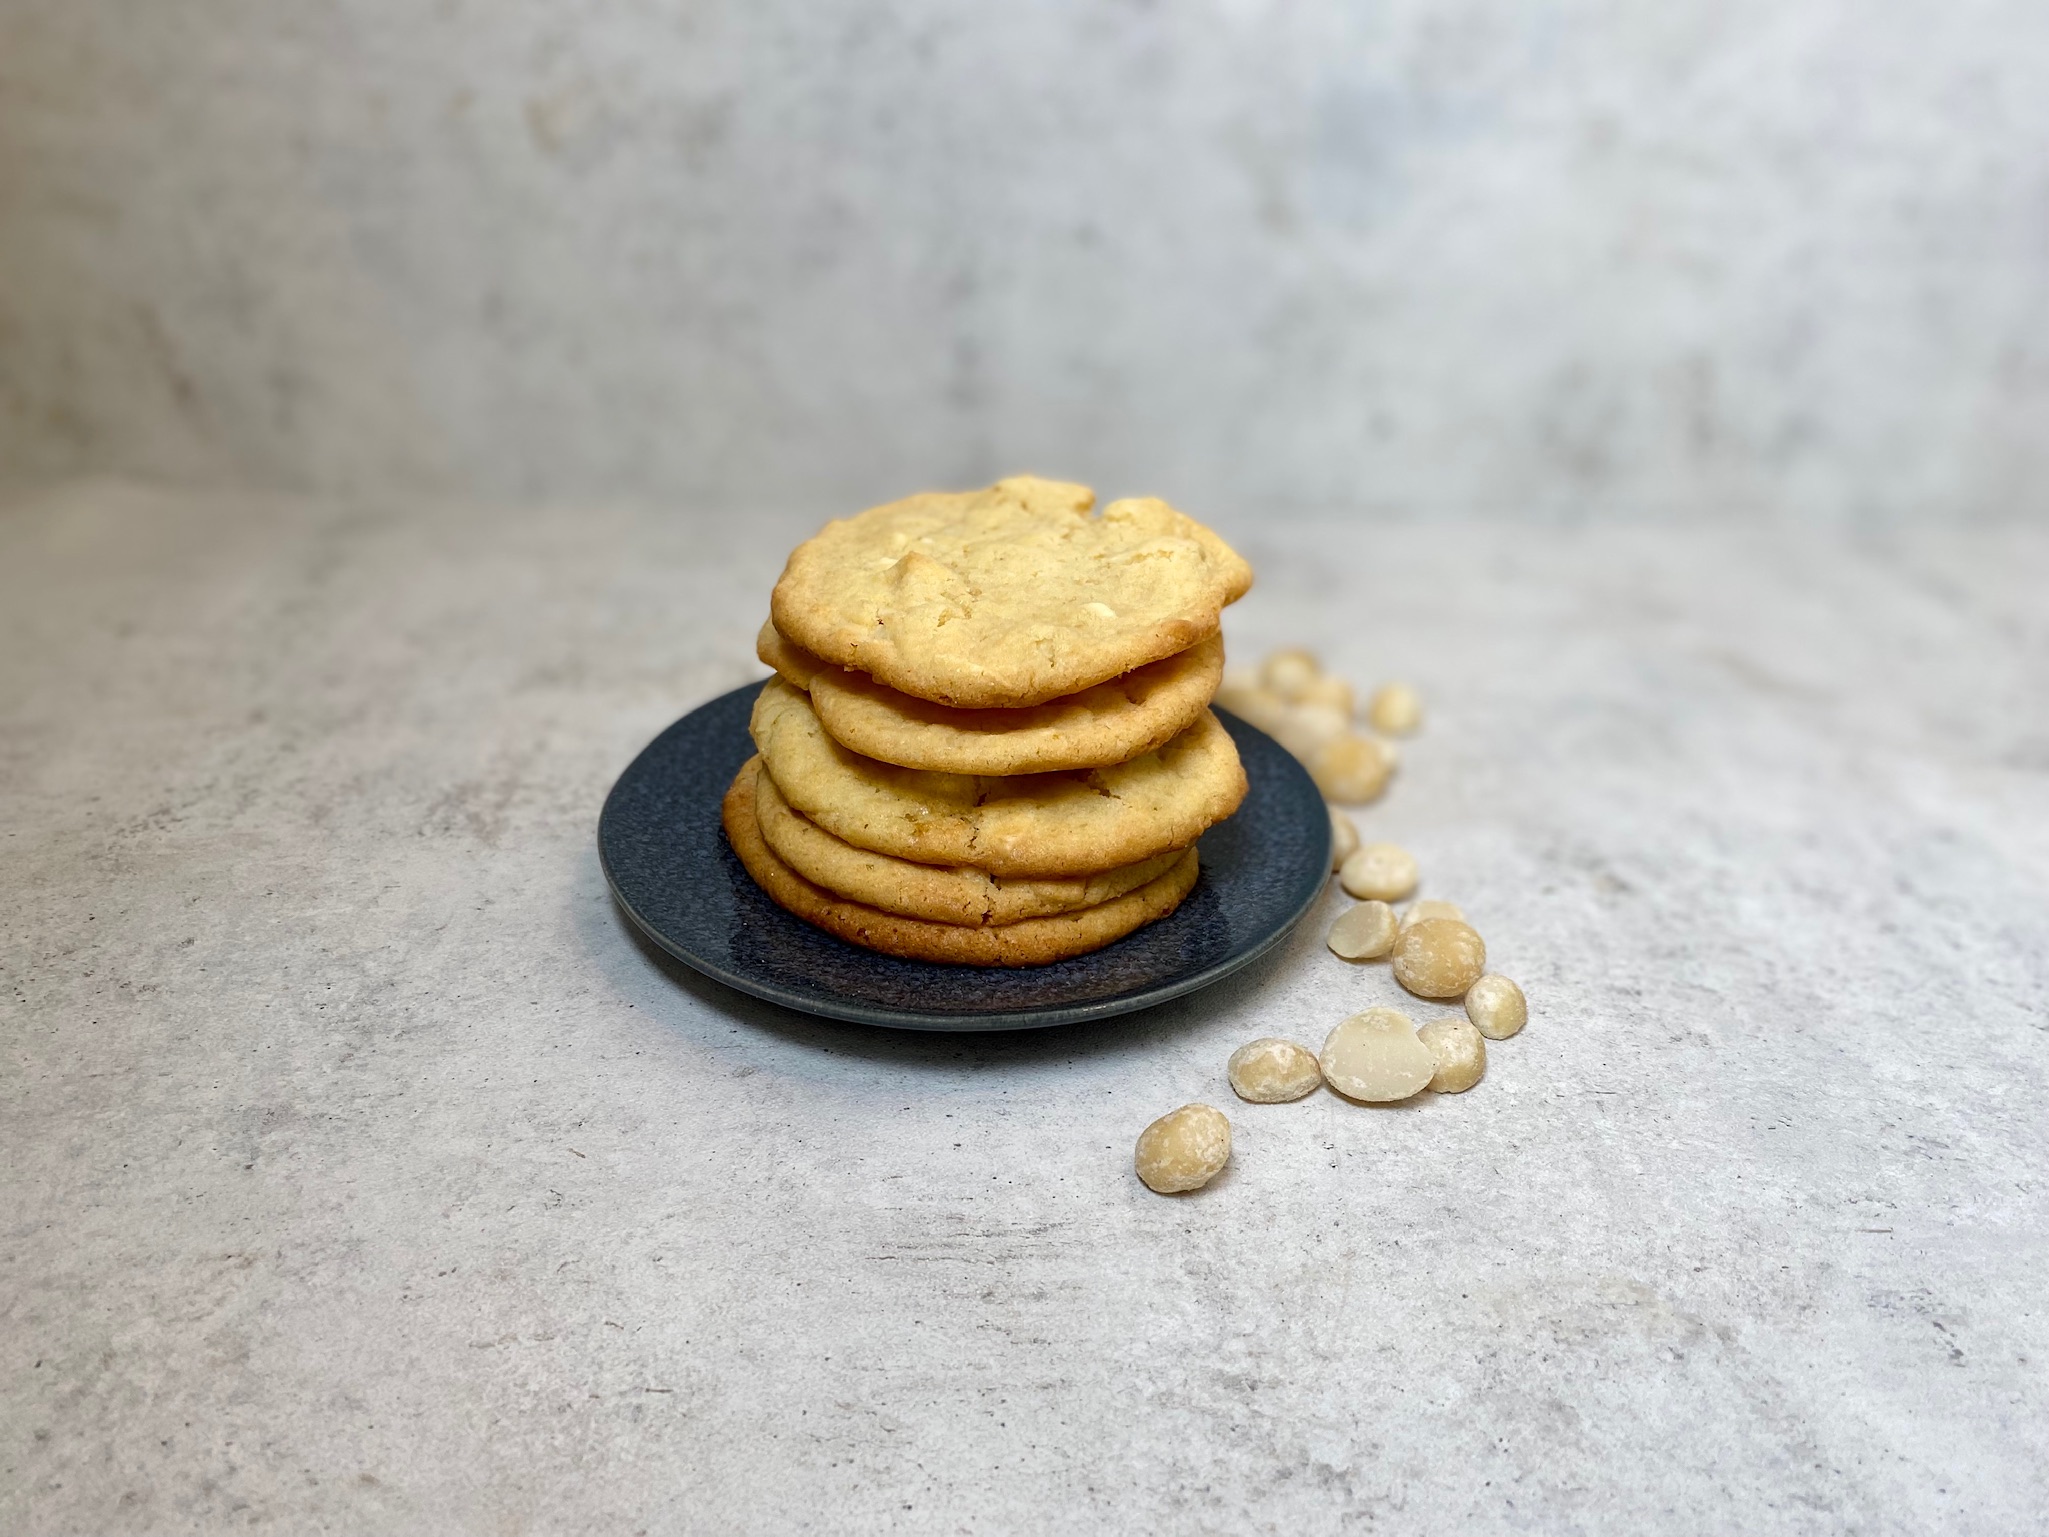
[599,681,1330,1031]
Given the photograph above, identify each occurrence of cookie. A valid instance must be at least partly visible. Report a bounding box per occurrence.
[756,618,822,690]
[769,476,1252,708]
[723,763,1201,966]
[762,622,1223,774]
[749,677,1247,878]
[751,757,1183,924]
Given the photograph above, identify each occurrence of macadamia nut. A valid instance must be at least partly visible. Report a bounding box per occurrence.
[1465,974,1528,1039]
[1329,807,1360,871]
[1367,682,1424,736]
[1227,1039,1323,1103]
[1327,901,1398,960]
[1419,1016,1487,1092]
[1275,703,1352,758]
[1309,733,1397,803]
[1391,918,1487,999]
[1339,842,1419,902]
[1320,1009,1436,1103]
[1215,671,1262,716]
[1217,681,1293,736]
[1134,1104,1233,1193]
[1399,899,1466,932]
[1261,648,1322,701]
[1296,674,1355,715]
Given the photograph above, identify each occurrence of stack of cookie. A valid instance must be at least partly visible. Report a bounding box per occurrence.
[723,476,1254,965]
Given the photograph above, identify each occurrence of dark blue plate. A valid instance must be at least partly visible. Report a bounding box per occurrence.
[598,682,1330,1031]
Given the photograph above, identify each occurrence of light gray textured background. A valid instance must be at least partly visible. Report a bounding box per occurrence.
[5,4,2048,1532]
[3,482,2045,1533]
[4,0,2049,519]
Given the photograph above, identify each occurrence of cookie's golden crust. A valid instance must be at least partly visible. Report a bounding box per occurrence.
[748,677,1247,878]
[770,476,1252,708]
[723,762,1201,966]
[756,618,822,690]
[752,759,1182,925]
[765,625,1223,774]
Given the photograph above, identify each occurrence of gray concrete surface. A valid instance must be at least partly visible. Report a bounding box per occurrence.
[6,1,2049,522]
[3,481,2045,1534]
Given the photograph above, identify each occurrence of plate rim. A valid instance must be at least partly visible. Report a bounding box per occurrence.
[598,686,1331,1031]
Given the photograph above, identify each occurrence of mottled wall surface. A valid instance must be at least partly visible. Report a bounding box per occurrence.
[3,0,2046,519]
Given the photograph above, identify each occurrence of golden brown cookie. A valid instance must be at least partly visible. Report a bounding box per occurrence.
[748,677,1246,878]
[751,758,1182,924]
[723,763,1201,966]
[770,476,1252,708]
[756,618,822,690]
[759,622,1223,774]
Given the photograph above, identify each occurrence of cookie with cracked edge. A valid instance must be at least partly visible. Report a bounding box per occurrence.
[769,475,1252,708]
[752,757,1183,924]
[749,677,1246,878]
[723,761,1202,966]
[757,621,1223,774]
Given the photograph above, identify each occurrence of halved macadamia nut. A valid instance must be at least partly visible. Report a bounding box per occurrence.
[1339,842,1418,903]
[1320,1008,1436,1103]
[1327,901,1398,961]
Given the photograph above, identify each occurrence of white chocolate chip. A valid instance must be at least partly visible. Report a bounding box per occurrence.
[1327,900,1398,960]
[1226,1039,1323,1103]
[1367,682,1424,736]
[1134,1104,1232,1192]
[1320,1008,1435,1103]
[1328,806,1359,871]
[1419,1015,1487,1093]
[1309,733,1397,803]
[1261,648,1321,701]
[1465,974,1528,1040]
[1339,842,1419,902]
[1392,918,1487,999]
[1399,898,1466,932]
[1083,601,1118,619]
